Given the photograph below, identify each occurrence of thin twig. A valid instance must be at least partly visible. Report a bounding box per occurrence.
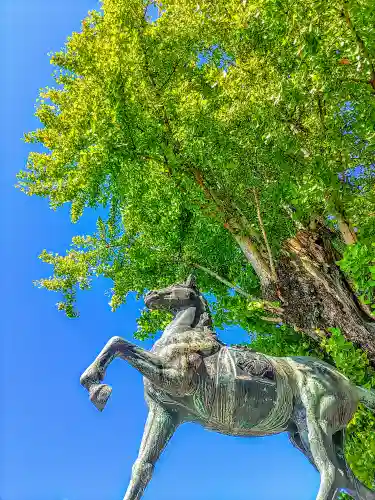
[317,94,326,132]
[345,77,372,84]
[190,262,283,315]
[191,262,254,299]
[157,62,179,92]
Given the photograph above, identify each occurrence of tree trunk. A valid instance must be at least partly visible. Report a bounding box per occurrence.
[188,169,375,364]
[236,225,375,365]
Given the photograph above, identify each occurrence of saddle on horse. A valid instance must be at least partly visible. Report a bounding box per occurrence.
[228,346,276,385]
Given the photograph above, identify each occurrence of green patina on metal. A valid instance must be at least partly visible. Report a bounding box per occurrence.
[81,275,375,500]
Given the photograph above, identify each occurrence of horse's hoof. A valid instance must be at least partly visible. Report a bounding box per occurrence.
[80,367,97,389]
[89,383,112,412]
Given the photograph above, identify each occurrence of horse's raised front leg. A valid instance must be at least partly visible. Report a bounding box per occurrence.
[80,336,182,411]
[123,401,179,500]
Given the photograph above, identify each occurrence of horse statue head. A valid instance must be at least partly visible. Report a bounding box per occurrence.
[144,274,213,329]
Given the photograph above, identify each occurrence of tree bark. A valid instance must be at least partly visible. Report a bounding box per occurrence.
[234,225,375,366]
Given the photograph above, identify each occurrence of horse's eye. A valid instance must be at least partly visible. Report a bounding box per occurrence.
[189,292,195,299]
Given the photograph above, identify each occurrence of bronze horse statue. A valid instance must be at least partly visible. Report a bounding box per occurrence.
[80,275,375,500]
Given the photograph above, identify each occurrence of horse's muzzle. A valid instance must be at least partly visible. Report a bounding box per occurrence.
[144,291,159,307]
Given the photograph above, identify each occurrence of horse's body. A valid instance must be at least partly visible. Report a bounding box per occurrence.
[146,336,281,437]
[80,276,375,500]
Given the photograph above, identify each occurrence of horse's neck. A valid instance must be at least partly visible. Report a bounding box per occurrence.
[168,307,197,331]
[162,307,200,339]
[159,306,203,339]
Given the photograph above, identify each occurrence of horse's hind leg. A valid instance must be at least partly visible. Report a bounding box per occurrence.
[332,430,375,500]
[297,412,374,499]
[80,336,183,411]
[293,397,350,500]
[288,430,351,500]
[288,429,317,471]
[303,417,342,499]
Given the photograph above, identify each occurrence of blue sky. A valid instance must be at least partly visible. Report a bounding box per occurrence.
[2,1,319,499]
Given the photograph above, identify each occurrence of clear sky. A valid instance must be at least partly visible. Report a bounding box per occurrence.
[2,1,319,499]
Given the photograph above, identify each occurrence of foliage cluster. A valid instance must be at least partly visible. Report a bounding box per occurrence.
[18,0,375,319]
[339,241,375,310]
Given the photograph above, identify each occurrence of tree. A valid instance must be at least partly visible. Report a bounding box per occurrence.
[18,0,375,488]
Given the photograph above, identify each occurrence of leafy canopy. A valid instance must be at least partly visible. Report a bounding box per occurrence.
[18,0,375,318]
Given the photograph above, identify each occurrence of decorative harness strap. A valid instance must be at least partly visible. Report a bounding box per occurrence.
[249,356,294,433]
[211,347,237,427]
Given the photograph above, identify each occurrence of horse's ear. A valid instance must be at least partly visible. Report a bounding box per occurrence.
[185,274,197,290]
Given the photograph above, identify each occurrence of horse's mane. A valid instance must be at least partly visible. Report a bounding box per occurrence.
[195,293,226,343]
[197,294,213,327]
[195,292,253,349]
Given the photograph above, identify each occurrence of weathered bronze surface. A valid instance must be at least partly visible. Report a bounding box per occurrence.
[80,275,375,500]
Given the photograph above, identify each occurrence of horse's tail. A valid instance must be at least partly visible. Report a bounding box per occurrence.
[356,385,375,411]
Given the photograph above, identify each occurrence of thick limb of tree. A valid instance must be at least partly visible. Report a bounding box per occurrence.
[235,223,375,365]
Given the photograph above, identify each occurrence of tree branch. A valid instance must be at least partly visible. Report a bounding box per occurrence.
[157,62,179,92]
[227,228,274,287]
[342,2,375,90]
[336,212,357,245]
[185,165,275,287]
[190,262,255,299]
[260,316,283,323]
[135,20,276,289]
[252,188,278,281]
[190,262,283,316]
